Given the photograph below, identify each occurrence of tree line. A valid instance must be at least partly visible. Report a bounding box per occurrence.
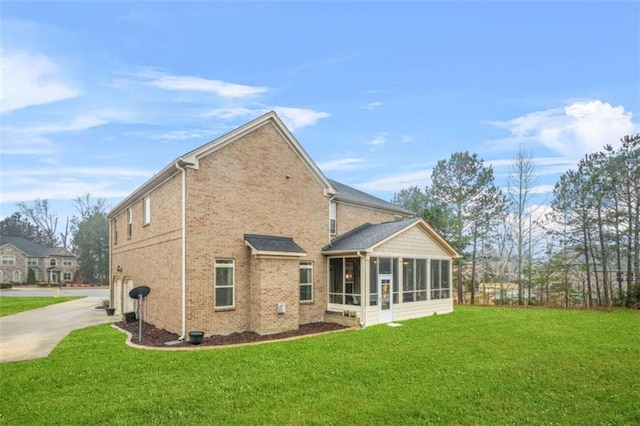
[0,194,109,284]
[392,134,640,308]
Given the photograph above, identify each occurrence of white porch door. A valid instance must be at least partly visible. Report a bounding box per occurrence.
[378,274,393,323]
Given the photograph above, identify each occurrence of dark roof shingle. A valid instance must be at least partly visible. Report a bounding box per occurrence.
[328,179,412,215]
[322,217,420,252]
[0,236,61,257]
[244,234,306,254]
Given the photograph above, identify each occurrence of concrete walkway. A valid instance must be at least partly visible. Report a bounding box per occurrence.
[0,297,116,363]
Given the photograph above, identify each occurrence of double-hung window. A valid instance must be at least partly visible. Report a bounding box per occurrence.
[127,208,133,239]
[329,202,337,235]
[63,258,73,266]
[1,255,15,266]
[214,259,235,308]
[299,261,313,302]
[113,218,118,244]
[142,197,151,225]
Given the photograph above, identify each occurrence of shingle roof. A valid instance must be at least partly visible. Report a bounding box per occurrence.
[328,179,412,215]
[322,217,420,252]
[244,234,307,254]
[0,236,60,257]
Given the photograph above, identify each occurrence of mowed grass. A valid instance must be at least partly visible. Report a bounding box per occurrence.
[0,296,81,317]
[1,307,639,425]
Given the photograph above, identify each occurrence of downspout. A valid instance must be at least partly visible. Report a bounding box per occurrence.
[108,218,112,307]
[175,160,187,340]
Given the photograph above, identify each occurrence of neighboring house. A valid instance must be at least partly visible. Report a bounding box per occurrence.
[0,236,77,284]
[108,112,460,338]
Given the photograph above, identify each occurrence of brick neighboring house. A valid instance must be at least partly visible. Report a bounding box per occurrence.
[108,112,459,338]
[0,236,77,284]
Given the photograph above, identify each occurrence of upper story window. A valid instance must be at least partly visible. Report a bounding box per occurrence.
[1,255,15,266]
[299,261,313,302]
[329,202,337,235]
[127,208,133,239]
[214,259,235,308]
[50,258,57,267]
[142,196,151,225]
[27,258,38,266]
[63,258,73,266]
[113,218,118,245]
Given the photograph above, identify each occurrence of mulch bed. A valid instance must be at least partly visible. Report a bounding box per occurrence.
[115,320,347,348]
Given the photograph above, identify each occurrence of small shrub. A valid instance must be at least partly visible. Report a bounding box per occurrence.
[0,282,13,289]
[27,268,37,285]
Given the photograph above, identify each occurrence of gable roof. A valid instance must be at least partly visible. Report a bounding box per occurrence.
[322,218,460,257]
[244,234,307,257]
[108,111,338,218]
[0,236,70,257]
[329,179,412,215]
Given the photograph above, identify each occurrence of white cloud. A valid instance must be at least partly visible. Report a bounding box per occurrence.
[361,101,383,110]
[0,50,80,113]
[357,169,432,192]
[368,135,386,146]
[0,167,153,178]
[202,106,330,130]
[490,100,637,158]
[402,134,414,143]
[272,107,331,130]
[202,107,255,120]
[0,179,133,203]
[130,69,268,97]
[317,158,365,172]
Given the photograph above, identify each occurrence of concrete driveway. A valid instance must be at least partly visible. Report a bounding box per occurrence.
[0,297,116,363]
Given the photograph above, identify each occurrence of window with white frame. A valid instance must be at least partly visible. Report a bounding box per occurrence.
[1,255,15,266]
[113,218,118,245]
[0,270,3,281]
[214,259,234,308]
[13,270,21,282]
[142,197,151,225]
[299,261,313,302]
[402,259,428,302]
[63,258,73,266]
[431,259,451,299]
[127,208,133,238]
[50,258,57,267]
[329,202,337,235]
[28,258,38,266]
[63,272,72,281]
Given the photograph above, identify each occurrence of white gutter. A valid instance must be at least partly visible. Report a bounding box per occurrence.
[175,160,188,340]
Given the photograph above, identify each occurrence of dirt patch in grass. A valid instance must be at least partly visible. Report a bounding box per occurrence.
[115,320,347,347]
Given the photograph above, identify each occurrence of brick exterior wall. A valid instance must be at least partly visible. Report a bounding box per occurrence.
[109,118,417,337]
[110,173,183,332]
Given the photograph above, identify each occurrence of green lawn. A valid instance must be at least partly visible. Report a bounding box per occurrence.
[0,296,82,317]
[1,307,638,425]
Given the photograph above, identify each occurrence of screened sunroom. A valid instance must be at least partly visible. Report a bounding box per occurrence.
[322,218,459,326]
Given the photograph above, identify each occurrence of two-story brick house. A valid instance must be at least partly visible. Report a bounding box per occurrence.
[0,236,76,284]
[108,112,459,339]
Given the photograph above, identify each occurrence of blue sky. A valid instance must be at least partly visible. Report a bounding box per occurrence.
[1,1,639,223]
